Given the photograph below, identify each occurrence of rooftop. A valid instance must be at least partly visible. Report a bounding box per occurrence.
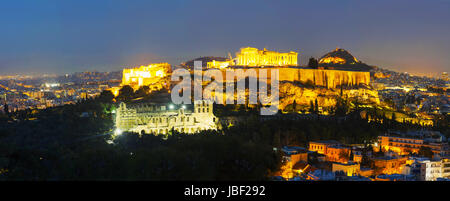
[309,140,341,145]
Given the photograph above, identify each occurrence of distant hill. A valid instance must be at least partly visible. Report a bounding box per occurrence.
[318,48,374,71]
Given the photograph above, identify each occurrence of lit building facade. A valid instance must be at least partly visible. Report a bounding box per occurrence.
[372,156,408,175]
[235,47,298,67]
[309,140,351,163]
[115,100,219,135]
[418,158,450,181]
[309,140,340,154]
[332,162,360,176]
[442,158,450,179]
[326,146,351,163]
[378,133,449,157]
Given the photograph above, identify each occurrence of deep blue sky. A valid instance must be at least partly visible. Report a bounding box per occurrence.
[1,0,449,76]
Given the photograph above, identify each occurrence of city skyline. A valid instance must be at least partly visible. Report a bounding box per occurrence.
[1,0,450,77]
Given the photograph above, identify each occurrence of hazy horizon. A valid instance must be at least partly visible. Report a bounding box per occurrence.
[1,0,449,77]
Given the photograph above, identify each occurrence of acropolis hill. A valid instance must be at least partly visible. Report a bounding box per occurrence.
[112,47,380,110]
[197,47,378,109]
[192,47,372,88]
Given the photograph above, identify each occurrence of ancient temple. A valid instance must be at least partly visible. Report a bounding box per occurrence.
[235,47,298,67]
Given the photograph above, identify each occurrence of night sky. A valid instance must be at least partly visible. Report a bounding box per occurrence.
[1,0,449,76]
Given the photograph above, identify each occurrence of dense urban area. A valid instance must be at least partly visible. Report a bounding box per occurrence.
[0,47,448,181]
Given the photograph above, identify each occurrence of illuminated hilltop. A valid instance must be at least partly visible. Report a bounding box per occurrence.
[109,63,172,96]
[122,63,171,88]
[108,46,379,111]
[318,48,373,71]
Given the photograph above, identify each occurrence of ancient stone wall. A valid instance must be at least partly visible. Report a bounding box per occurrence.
[209,67,370,89]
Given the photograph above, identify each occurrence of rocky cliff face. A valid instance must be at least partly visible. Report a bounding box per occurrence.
[278,82,380,110]
[201,81,379,110]
[198,67,378,110]
[211,67,371,89]
[278,68,370,88]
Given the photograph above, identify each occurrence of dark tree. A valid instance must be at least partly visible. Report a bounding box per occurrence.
[273,132,281,148]
[314,99,319,113]
[3,103,9,115]
[292,100,297,113]
[391,112,396,121]
[309,100,315,114]
[307,57,319,69]
[97,90,115,103]
[135,86,150,98]
[117,85,135,102]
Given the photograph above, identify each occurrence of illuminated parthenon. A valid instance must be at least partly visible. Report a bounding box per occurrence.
[235,47,298,67]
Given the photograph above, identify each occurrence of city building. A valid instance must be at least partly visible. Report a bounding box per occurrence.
[419,160,442,181]
[308,140,341,154]
[442,72,448,81]
[115,100,219,135]
[308,140,351,163]
[442,158,450,179]
[332,162,360,176]
[281,146,308,165]
[325,145,351,163]
[378,131,450,157]
[418,158,450,181]
[372,155,408,175]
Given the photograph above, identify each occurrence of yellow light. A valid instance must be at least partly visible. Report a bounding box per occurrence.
[235,47,298,67]
[319,57,346,64]
[120,62,171,90]
[156,70,164,77]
